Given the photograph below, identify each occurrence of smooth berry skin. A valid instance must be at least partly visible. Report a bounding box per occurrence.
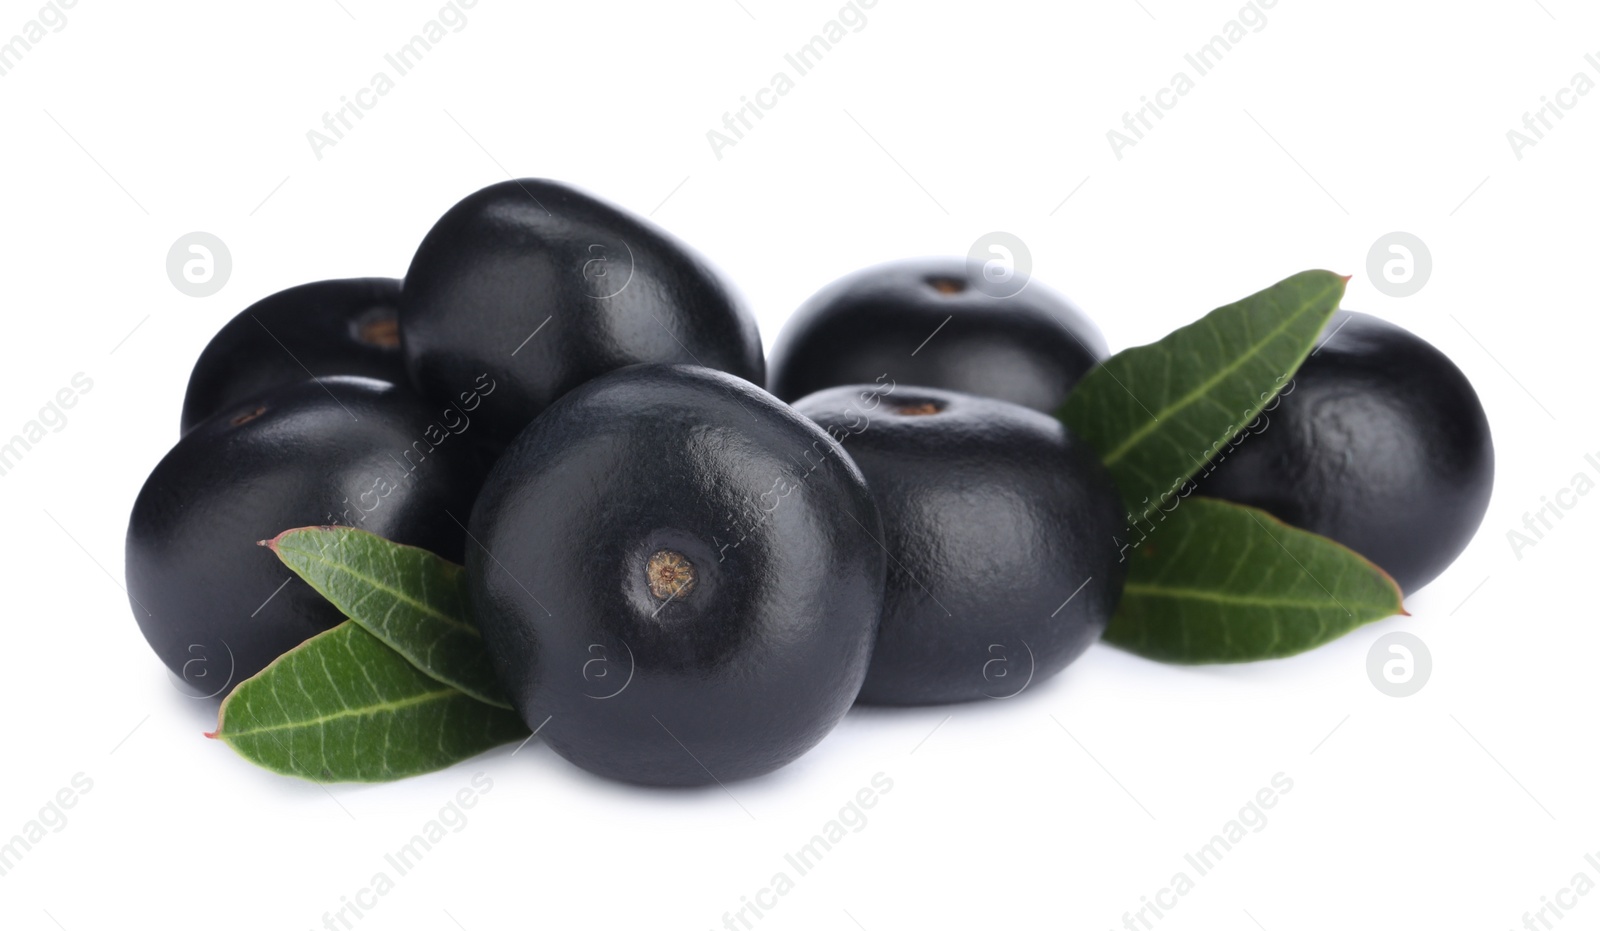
[467,365,885,785]
[401,179,764,447]
[794,384,1126,705]
[180,278,407,435]
[770,258,1107,414]
[129,377,484,696]
[1199,311,1494,595]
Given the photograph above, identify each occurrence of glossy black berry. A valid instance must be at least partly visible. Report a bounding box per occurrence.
[467,364,885,785]
[180,278,406,435]
[769,258,1108,413]
[128,377,485,696]
[1198,311,1494,595]
[793,384,1126,705]
[400,179,764,446]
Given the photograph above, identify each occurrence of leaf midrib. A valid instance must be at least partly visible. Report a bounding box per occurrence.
[1122,582,1385,612]
[280,540,479,638]
[1099,277,1340,466]
[222,687,459,739]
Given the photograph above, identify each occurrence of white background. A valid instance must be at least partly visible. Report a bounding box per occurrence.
[2,1,1596,929]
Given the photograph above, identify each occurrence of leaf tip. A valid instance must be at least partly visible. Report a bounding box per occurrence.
[1366,561,1408,615]
[262,525,348,552]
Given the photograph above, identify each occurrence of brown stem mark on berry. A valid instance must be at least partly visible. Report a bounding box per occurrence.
[231,405,268,426]
[646,549,697,601]
[926,276,966,295]
[356,310,401,349]
[891,400,944,416]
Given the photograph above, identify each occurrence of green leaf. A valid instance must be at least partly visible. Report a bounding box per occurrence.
[208,621,528,782]
[1105,497,1406,663]
[263,526,509,708]
[1059,269,1348,521]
